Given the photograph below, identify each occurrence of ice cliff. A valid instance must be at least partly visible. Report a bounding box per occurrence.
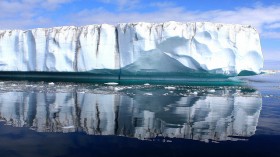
[0,21,263,75]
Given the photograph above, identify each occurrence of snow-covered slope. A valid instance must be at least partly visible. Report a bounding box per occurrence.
[0,21,263,75]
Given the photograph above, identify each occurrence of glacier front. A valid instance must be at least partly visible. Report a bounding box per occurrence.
[0,21,263,76]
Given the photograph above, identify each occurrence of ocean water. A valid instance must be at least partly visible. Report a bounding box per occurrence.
[0,62,279,157]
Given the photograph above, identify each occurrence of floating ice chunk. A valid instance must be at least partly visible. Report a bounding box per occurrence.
[104,82,119,85]
[262,70,279,75]
[144,83,150,86]
[165,86,176,90]
[192,92,198,95]
[48,82,55,86]
[114,87,124,91]
[144,93,153,96]
[207,89,215,93]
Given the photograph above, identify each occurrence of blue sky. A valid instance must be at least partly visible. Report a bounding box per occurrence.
[0,0,279,60]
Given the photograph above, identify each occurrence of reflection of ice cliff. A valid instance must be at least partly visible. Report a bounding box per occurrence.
[0,88,261,142]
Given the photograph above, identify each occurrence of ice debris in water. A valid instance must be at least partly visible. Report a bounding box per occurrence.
[165,86,176,90]
[144,83,150,86]
[114,87,124,91]
[207,89,216,93]
[0,80,261,99]
[48,82,55,86]
[192,92,198,95]
[104,82,119,85]
[144,93,153,96]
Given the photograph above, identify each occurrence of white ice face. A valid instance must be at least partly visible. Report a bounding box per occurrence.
[0,21,263,75]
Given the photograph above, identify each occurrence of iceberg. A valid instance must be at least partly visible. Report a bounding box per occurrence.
[0,21,263,77]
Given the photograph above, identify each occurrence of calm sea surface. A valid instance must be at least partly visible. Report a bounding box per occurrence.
[0,61,279,157]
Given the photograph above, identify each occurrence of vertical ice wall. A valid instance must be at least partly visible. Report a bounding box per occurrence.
[117,22,263,74]
[78,24,119,71]
[0,22,263,75]
[0,30,36,71]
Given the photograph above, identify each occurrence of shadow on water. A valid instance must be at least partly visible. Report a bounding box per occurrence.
[0,71,242,86]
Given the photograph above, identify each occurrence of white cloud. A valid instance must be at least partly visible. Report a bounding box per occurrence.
[98,0,140,10]
[262,31,280,39]
[67,3,280,39]
[0,0,73,12]
[0,0,74,29]
[150,1,176,8]
[263,49,280,61]
[43,0,74,10]
[265,23,280,29]
[1,0,280,40]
